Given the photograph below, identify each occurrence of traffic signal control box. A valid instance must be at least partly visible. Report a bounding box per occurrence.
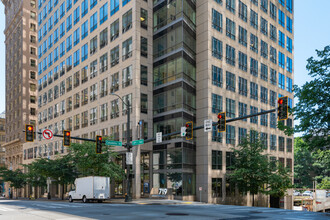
[217,112,226,132]
[278,96,288,121]
[96,135,102,154]
[63,130,71,146]
[25,125,34,142]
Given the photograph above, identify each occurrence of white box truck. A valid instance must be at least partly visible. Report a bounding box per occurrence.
[68,176,110,203]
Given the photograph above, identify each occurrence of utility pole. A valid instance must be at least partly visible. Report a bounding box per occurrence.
[125,99,132,202]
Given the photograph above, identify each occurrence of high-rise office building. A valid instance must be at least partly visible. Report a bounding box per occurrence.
[32,0,293,207]
[2,0,38,197]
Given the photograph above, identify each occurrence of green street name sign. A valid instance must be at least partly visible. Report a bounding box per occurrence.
[105,140,122,146]
[132,139,144,146]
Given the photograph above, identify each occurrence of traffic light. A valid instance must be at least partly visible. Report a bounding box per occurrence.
[278,96,288,121]
[63,130,71,147]
[25,125,34,142]
[185,121,193,140]
[217,112,226,132]
[96,135,102,154]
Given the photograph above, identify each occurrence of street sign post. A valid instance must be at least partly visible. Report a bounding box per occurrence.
[126,152,133,165]
[132,139,144,146]
[181,127,186,137]
[156,132,162,143]
[105,140,123,146]
[204,119,212,132]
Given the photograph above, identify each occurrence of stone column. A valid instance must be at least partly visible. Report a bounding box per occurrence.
[132,145,141,199]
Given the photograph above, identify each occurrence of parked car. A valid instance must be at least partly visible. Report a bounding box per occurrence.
[302,191,313,197]
[68,176,110,203]
[293,191,301,196]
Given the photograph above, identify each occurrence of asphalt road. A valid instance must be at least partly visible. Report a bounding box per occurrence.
[0,199,329,220]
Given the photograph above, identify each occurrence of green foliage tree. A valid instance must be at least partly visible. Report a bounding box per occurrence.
[68,140,124,181]
[228,135,271,206]
[0,167,26,198]
[266,163,293,198]
[317,177,330,189]
[294,45,330,149]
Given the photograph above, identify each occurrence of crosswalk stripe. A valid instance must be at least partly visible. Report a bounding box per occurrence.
[0,207,15,211]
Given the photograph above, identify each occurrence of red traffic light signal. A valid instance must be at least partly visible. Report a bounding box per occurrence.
[278,96,288,121]
[25,125,34,142]
[185,121,193,140]
[63,130,71,146]
[217,112,226,132]
[96,135,102,154]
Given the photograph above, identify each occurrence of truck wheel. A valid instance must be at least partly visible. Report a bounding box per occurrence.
[82,196,87,203]
[69,196,73,203]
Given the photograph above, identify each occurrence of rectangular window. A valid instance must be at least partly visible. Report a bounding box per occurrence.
[250,82,258,100]
[287,57,292,73]
[110,0,119,16]
[238,127,247,144]
[279,30,285,48]
[212,125,223,142]
[270,90,277,107]
[287,16,293,33]
[270,134,277,150]
[226,0,235,13]
[212,9,222,32]
[238,51,247,71]
[250,33,258,53]
[122,9,132,33]
[81,0,88,17]
[226,126,235,145]
[278,73,285,89]
[110,19,119,41]
[110,45,119,67]
[226,44,235,66]
[100,53,108,73]
[270,113,276,129]
[270,46,277,64]
[270,24,277,42]
[250,106,258,124]
[141,65,148,86]
[67,0,72,11]
[141,93,148,114]
[212,37,223,60]
[278,9,285,27]
[74,6,80,25]
[238,102,247,122]
[90,12,98,32]
[286,36,292,53]
[226,18,236,40]
[212,65,223,87]
[100,28,108,48]
[140,8,148,29]
[270,2,277,20]
[238,77,247,96]
[238,26,247,47]
[66,35,72,52]
[212,178,222,198]
[260,63,268,81]
[279,51,285,68]
[122,37,133,61]
[226,71,235,92]
[250,9,258,29]
[286,77,292,93]
[260,17,268,36]
[226,98,235,118]
[279,136,285,151]
[100,3,108,25]
[123,0,130,7]
[81,43,88,61]
[261,0,268,13]
[212,150,222,169]
[141,37,148,58]
[81,20,88,39]
[212,93,222,113]
[238,0,247,22]
[122,65,133,88]
[286,0,293,13]
[261,40,268,58]
[287,138,292,152]
[90,0,97,9]
[260,86,268,104]
[250,57,258,77]
[60,2,65,18]
[73,28,80,46]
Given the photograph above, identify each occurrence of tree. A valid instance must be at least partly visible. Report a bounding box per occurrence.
[317,177,330,189]
[68,140,124,181]
[0,167,26,198]
[228,135,271,206]
[266,163,293,198]
[294,45,330,149]
[294,137,314,188]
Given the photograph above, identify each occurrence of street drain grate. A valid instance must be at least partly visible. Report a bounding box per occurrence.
[166,213,189,216]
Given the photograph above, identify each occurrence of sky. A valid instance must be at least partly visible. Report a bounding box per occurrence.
[0,0,329,117]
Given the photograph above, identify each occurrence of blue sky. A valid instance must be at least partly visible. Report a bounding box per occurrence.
[0,0,329,116]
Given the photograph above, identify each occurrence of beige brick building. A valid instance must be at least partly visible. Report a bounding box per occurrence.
[22,0,294,208]
[1,0,38,198]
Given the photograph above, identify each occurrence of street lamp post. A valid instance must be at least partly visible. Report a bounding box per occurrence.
[110,93,132,202]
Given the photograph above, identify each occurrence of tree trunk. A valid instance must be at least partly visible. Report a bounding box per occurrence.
[252,193,254,207]
[61,184,64,200]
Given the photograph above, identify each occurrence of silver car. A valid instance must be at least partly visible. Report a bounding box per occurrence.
[302,191,313,196]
